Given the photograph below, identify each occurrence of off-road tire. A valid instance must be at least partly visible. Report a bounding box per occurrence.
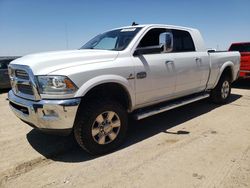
[210,74,231,104]
[74,99,128,155]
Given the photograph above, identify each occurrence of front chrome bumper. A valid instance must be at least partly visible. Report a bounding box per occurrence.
[8,90,81,130]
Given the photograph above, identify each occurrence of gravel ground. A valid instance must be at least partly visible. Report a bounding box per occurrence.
[0,81,250,188]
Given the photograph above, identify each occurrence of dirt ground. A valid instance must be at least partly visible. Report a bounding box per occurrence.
[0,81,250,188]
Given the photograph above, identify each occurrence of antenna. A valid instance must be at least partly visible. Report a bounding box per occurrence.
[132,22,139,26]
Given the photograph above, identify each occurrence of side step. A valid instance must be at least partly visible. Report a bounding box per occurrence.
[134,93,210,120]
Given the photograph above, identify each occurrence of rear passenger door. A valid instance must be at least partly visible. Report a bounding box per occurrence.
[171,29,209,96]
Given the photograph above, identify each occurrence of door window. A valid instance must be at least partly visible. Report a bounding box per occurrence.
[138,28,195,53]
[172,30,195,52]
[138,28,167,48]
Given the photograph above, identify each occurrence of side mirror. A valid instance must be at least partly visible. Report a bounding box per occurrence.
[133,45,163,56]
[159,32,173,53]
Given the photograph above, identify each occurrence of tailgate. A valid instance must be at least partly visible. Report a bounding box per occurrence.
[240,52,250,71]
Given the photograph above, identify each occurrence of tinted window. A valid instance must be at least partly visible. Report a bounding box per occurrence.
[172,30,195,52]
[229,43,250,52]
[138,28,167,47]
[0,60,11,69]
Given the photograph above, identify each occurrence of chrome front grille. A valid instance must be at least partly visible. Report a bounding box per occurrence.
[8,64,40,101]
[15,69,29,80]
[17,84,34,95]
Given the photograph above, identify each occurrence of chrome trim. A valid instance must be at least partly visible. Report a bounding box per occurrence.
[135,93,210,120]
[8,64,41,101]
[240,70,250,73]
[126,73,135,80]
[8,90,81,129]
[221,81,230,99]
[15,69,29,80]
[91,111,121,145]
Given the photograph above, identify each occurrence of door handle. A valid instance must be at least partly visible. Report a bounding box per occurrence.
[195,57,202,65]
[165,60,174,64]
[195,57,202,62]
[136,72,147,79]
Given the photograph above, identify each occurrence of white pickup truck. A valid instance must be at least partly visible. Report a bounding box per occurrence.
[8,24,240,155]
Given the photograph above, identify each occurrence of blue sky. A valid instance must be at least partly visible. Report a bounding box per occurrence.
[0,0,249,56]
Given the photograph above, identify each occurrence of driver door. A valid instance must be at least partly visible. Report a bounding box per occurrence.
[132,28,176,106]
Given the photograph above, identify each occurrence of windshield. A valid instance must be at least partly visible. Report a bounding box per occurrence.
[80,27,142,51]
[229,43,250,52]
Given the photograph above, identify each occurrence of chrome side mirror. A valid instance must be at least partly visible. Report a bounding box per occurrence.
[159,32,173,53]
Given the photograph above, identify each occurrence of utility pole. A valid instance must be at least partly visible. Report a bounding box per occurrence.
[65,23,69,49]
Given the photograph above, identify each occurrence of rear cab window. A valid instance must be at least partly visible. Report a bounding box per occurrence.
[229,43,250,52]
[172,29,196,52]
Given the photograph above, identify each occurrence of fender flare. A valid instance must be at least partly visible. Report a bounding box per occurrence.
[213,61,234,87]
[74,74,135,110]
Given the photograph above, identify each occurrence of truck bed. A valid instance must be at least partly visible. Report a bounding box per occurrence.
[206,51,240,89]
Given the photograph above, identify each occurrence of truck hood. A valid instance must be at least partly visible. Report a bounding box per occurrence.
[10,49,119,75]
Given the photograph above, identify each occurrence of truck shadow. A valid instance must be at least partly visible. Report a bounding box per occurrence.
[26,94,241,163]
[0,88,10,94]
[232,79,250,89]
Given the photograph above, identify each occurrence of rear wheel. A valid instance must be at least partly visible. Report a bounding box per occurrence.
[74,99,128,155]
[210,74,231,104]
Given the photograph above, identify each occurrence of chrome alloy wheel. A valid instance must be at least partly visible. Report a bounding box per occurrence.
[91,111,121,145]
[221,80,230,99]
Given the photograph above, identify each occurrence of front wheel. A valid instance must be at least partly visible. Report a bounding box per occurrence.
[74,99,128,155]
[210,75,231,104]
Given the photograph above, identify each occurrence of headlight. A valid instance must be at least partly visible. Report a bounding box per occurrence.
[37,76,78,95]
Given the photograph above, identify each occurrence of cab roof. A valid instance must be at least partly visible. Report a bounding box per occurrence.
[116,24,198,32]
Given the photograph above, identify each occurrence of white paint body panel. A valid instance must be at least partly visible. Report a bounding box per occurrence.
[10,24,240,111]
[11,50,119,75]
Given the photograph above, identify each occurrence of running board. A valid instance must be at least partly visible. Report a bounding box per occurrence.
[135,93,210,120]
